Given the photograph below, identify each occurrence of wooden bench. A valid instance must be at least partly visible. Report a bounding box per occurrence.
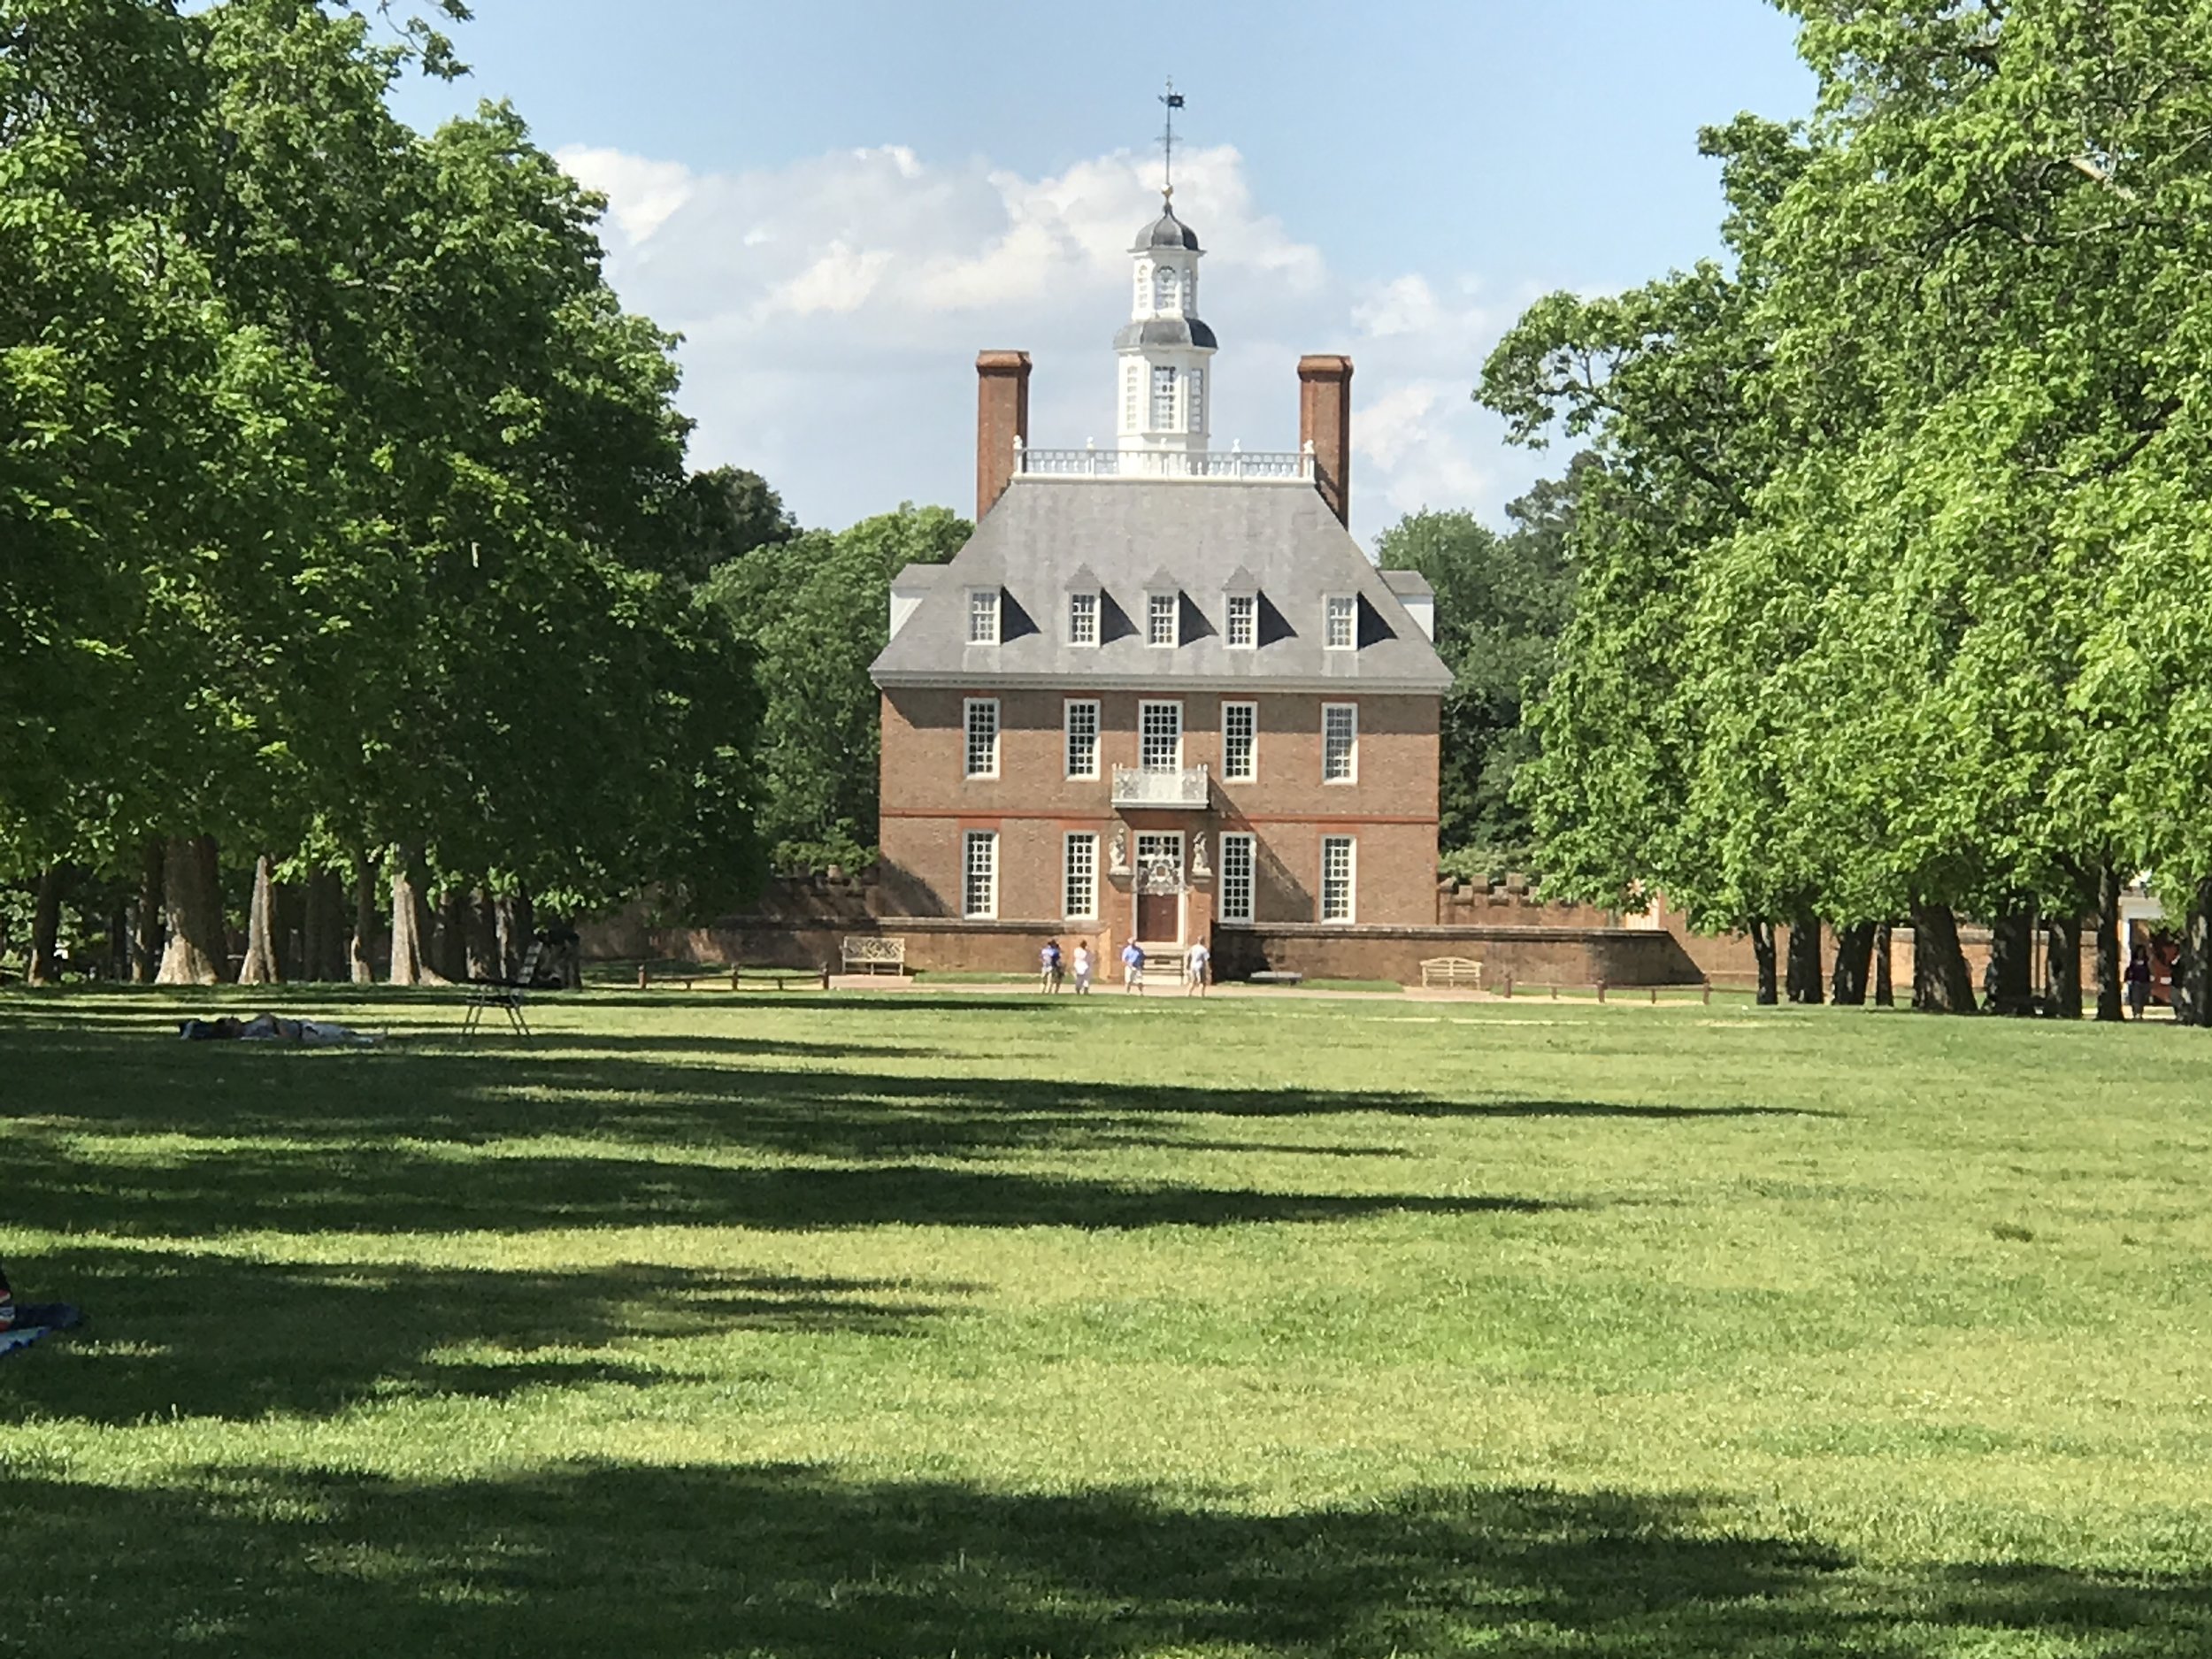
[1420,956,1484,990]
[841,936,907,976]
[1248,970,1304,987]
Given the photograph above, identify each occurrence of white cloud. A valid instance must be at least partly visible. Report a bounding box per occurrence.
[557,140,1546,542]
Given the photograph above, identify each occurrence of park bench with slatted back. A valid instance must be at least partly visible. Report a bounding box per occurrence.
[841,936,906,975]
[1419,956,1484,990]
[463,939,544,1040]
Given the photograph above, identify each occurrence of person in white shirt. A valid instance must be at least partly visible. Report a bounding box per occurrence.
[1184,940,1210,997]
[1071,942,1094,994]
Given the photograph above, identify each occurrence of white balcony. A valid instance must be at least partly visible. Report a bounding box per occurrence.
[1112,764,1211,810]
[1016,441,1314,481]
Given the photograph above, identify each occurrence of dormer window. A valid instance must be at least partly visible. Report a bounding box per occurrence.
[1325,594,1356,651]
[968,588,1001,646]
[1225,592,1256,649]
[1148,592,1179,648]
[1068,589,1099,647]
[1153,265,1179,311]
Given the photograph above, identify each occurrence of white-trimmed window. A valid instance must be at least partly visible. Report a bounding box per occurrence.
[1064,698,1100,780]
[1140,700,1183,773]
[1221,701,1256,783]
[968,588,1001,645]
[1325,594,1357,650]
[1122,365,1140,432]
[1134,265,1149,311]
[1225,592,1256,649]
[964,698,1000,779]
[1218,833,1255,924]
[1187,368,1204,433]
[1148,592,1178,648]
[964,831,998,919]
[1153,265,1179,311]
[1322,702,1357,784]
[1151,365,1176,429]
[1320,836,1356,923]
[1069,590,1099,647]
[1064,833,1099,920]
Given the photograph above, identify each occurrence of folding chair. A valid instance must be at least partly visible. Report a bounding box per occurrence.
[463,939,544,1041]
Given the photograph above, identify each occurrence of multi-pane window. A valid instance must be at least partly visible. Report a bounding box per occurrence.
[1320,836,1356,923]
[1153,265,1179,311]
[1322,703,1357,783]
[1221,701,1256,783]
[1140,700,1183,772]
[1069,590,1098,646]
[1064,833,1099,919]
[1064,699,1100,780]
[1325,595,1357,650]
[1148,592,1178,648]
[1218,833,1256,924]
[1134,265,1149,311]
[1124,365,1141,432]
[964,831,998,919]
[1187,369,1204,433]
[964,698,999,779]
[1225,592,1256,649]
[1152,365,1176,429]
[968,588,1000,645]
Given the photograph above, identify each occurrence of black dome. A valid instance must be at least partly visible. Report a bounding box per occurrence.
[1133,204,1201,253]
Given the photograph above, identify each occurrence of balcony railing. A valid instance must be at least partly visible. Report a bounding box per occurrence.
[1112,764,1211,809]
[1016,440,1313,481]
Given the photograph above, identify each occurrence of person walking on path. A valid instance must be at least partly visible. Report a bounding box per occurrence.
[1040,939,1064,994]
[1184,939,1210,997]
[2126,946,2154,1019]
[1121,939,1145,995]
[1071,941,1094,995]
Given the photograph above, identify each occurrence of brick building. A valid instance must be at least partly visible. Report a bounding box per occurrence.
[868,197,1453,965]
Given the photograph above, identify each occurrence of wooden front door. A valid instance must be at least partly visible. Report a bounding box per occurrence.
[1137,889,1179,943]
[1133,831,1184,943]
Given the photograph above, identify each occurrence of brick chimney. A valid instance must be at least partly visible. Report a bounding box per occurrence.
[975,350,1032,520]
[1298,354,1354,527]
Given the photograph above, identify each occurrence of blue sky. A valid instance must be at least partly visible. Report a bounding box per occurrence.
[387,1,1815,541]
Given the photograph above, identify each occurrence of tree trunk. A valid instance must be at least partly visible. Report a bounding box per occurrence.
[106,903,129,980]
[303,868,343,983]
[156,835,227,985]
[2094,863,2124,1023]
[387,844,446,986]
[2043,911,2082,1020]
[434,886,470,982]
[1832,922,1876,1006]
[1909,900,1976,1014]
[27,863,65,987]
[1873,924,1895,1007]
[1987,908,2034,1017]
[349,852,380,984]
[273,878,304,979]
[237,854,282,985]
[1786,915,1824,1005]
[495,891,534,980]
[1749,918,1778,1006]
[133,836,165,984]
[466,890,500,981]
[2182,879,2212,1029]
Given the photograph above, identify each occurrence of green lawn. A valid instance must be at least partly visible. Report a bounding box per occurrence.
[2,987,2208,1655]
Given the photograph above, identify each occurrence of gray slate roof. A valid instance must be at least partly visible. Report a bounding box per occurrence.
[871,478,1453,693]
[1133,207,1201,252]
[1114,318,1219,351]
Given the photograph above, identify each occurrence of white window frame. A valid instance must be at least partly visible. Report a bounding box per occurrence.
[1320,836,1356,924]
[1063,832,1099,921]
[1225,592,1256,649]
[1140,699,1183,773]
[1068,589,1099,647]
[1325,594,1357,651]
[1218,832,1256,924]
[968,588,1001,646]
[1122,365,1139,432]
[964,697,1000,780]
[1322,702,1357,785]
[964,831,999,919]
[1187,367,1204,434]
[1064,698,1100,780]
[1221,700,1257,783]
[1153,264,1179,312]
[1147,591,1179,649]
[1151,365,1176,430]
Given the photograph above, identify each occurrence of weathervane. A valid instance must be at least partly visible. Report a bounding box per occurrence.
[1159,79,1186,201]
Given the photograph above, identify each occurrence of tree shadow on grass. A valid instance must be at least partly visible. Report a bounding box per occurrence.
[2,1463,2206,1657]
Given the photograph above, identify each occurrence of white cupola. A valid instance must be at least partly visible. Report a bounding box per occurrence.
[1115,201,1217,457]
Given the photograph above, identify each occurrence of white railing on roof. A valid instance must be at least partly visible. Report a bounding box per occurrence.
[1016,439,1314,481]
